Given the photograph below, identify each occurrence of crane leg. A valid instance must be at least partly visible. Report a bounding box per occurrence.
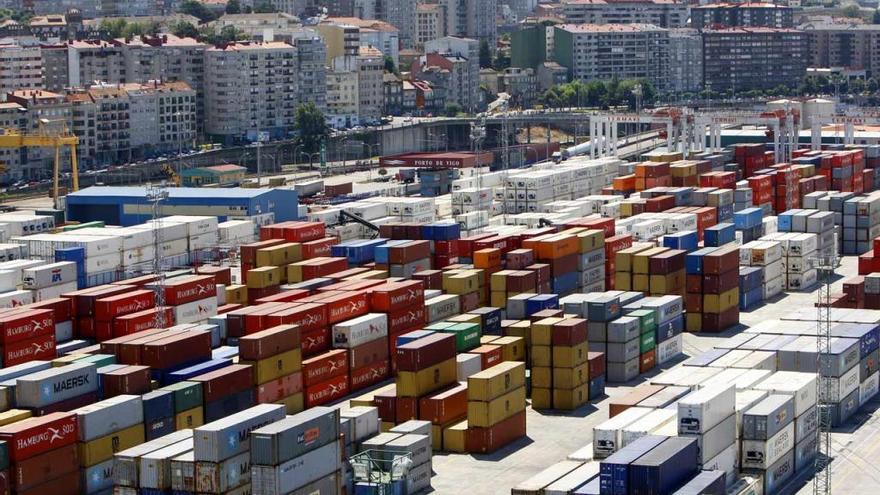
[70,144,79,191]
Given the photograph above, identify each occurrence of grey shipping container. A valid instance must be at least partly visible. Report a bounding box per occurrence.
[359,432,402,452]
[139,439,194,489]
[607,358,639,383]
[756,450,795,494]
[250,406,339,466]
[73,394,143,442]
[194,404,286,463]
[543,461,600,495]
[251,439,341,495]
[512,459,584,495]
[195,450,250,493]
[382,434,432,468]
[0,360,51,383]
[795,405,819,444]
[406,458,432,494]
[389,420,432,438]
[114,429,193,487]
[339,407,380,443]
[684,414,735,465]
[683,348,729,367]
[607,317,640,343]
[742,394,795,441]
[628,436,699,495]
[741,422,794,470]
[171,451,195,492]
[288,471,342,495]
[599,435,668,495]
[798,338,859,376]
[607,340,640,363]
[794,435,818,473]
[672,470,725,495]
[831,387,860,427]
[15,362,97,408]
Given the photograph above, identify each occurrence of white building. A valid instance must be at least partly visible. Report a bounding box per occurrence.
[0,44,42,100]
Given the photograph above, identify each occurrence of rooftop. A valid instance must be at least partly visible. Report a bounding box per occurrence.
[68,186,276,199]
[556,23,666,33]
[694,2,791,8]
[561,0,678,5]
[325,17,399,33]
[703,26,805,33]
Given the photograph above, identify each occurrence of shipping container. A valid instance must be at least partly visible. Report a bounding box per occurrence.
[250,407,339,466]
[193,404,286,462]
[251,439,340,495]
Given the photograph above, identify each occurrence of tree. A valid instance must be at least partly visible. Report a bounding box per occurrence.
[178,0,219,23]
[443,102,463,117]
[492,51,510,71]
[384,55,397,74]
[171,21,199,39]
[294,103,329,154]
[478,39,492,68]
[226,0,241,14]
[842,4,861,19]
[100,18,128,38]
[253,1,277,13]
[874,9,880,23]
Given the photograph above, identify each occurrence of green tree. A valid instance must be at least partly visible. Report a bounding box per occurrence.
[874,9,880,23]
[171,20,199,39]
[384,55,397,74]
[226,0,241,13]
[100,18,129,38]
[492,51,510,71]
[294,102,329,154]
[253,1,277,13]
[478,39,492,68]
[178,0,218,22]
[842,4,861,18]
[443,102,463,117]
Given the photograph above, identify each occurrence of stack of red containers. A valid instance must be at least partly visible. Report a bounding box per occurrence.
[0,308,55,366]
[0,412,79,495]
[63,284,136,339]
[734,143,767,177]
[302,348,349,407]
[92,289,156,341]
[371,280,425,372]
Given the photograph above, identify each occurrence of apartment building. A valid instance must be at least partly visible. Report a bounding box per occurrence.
[691,3,795,29]
[326,69,359,128]
[354,0,417,48]
[357,45,384,123]
[5,90,72,179]
[702,27,809,92]
[553,23,670,90]
[0,45,43,101]
[0,102,25,180]
[66,40,128,88]
[800,20,880,78]
[558,0,687,28]
[415,3,445,50]
[668,28,703,93]
[323,17,400,64]
[502,67,539,108]
[422,36,480,112]
[442,0,498,50]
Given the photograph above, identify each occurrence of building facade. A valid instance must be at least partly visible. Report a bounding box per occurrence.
[668,28,703,93]
[423,36,480,112]
[691,3,795,29]
[800,21,880,78]
[415,3,445,51]
[0,45,43,101]
[442,0,498,50]
[357,45,384,123]
[702,27,809,92]
[559,0,687,28]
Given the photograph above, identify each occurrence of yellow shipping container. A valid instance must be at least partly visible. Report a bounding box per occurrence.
[492,336,525,362]
[576,229,605,253]
[247,266,283,289]
[467,386,526,428]
[553,362,590,389]
[52,354,82,367]
[447,313,481,328]
[381,421,395,432]
[686,313,702,332]
[531,387,552,409]
[632,274,650,292]
[633,247,669,274]
[649,271,684,295]
[277,392,304,414]
[443,271,481,295]
[240,348,302,384]
[530,317,565,346]
[531,345,552,367]
[225,284,248,304]
[615,272,632,291]
[703,287,739,313]
[346,269,388,280]
[431,424,443,451]
[615,245,652,273]
[490,270,517,292]
[443,420,468,453]
[531,366,552,388]
[79,423,145,467]
[480,336,500,345]
[504,321,531,342]
[396,358,457,397]
[256,243,301,267]
[553,386,589,410]
[175,407,204,430]
[553,342,589,368]
[0,409,30,427]
[466,361,526,402]
[490,291,508,308]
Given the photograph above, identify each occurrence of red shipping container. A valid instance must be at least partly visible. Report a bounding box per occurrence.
[253,289,310,304]
[349,337,389,369]
[552,318,587,346]
[100,327,169,356]
[370,281,425,312]
[94,320,114,342]
[458,233,496,258]
[94,290,155,322]
[302,349,348,387]
[0,309,53,345]
[587,351,605,378]
[112,274,161,287]
[639,350,656,373]
[702,269,739,294]
[396,396,418,422]
[281,222,326,243]
[255,372,303,404]
[239,324,300,361]
[300,327,331,358]
[32,391,99,417]
[244,303,297,333]
[434,240,459,256]
[465,410,526,454]
[12,442,77,492]
[67,285,134,317]
[140,331,212,369]
[160,275,216,306]
[112,307,174,337]
[190,364,254,403]
[0,470,8,495]
[16,469,78,495]
[321,291,369,325]
[470,345,502,369]
[196,265,232,286]
[374,386,397,422]
[702,246,739,275]
[396,333,456,372]
[226,305,269,338]
[387,305,426,336]
[101,365,151,398]
[459,291,480,313]
[264,303,328,334]
[604,235,633,259]
[25,298,71,324]
[0,412,77,462]
[4,334,55,367]
[388,241,431,264]
[350,359,390,392]
[217,303,243,314]
[304,373,349,408]
[302,238,336,259]
[419,383,467,425]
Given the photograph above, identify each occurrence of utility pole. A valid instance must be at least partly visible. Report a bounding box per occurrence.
[146,183,168,328]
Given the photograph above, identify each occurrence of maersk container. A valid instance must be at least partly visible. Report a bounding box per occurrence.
[251,407,340,466]
[820,365,860,403]
[683,349,729,367]
[801,337,860,377]
[73,394,143,442]
[113,429,193,487]
[621,409,677,447]
[193,404,286,463]
[830,323,880,359]
[543,461,600,495]
[760,449,795,494]
[599,436,668,495]
[741,422,794,470]
[15,362,97,408]
[139,438,194,489]
[593,407,653,458]
[741,394,794,441]
[628,436,698,495]
[672,469,725,495]
[753,371,817,417]
[678,384,735,435]
[251,439,341,495]
[686,414,735,465]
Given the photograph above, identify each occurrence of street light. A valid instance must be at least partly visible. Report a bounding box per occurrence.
[299,151,321,173]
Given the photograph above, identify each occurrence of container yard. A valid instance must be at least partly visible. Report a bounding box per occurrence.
[0,137,878,495]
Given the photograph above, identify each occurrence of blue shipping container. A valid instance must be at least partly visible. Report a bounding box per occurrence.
[396,330,435,347]
[373,240,409,264]
[628,436,698,495]
[717,204,734,222]
[599,435,668,495]
[704,223,735,247]
[525,294,560,316]
[163,358,233,384]
[142,390,175,423]
[587,295,622,322]
[662,231,698,253]
[589,375,605,400]
[733,208,763,230]
[777,209,803,232]
[739,267,763,292]
[205,388,255,422]
[145,416,175,441]
[422,221,460,241]
[685,248,718,275]
[739,286,763,310]
[830,323,880,359]
[655,314,683,343]
[551,272,579,295]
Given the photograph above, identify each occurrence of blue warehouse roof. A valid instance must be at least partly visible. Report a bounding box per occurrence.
[68,186,274,199]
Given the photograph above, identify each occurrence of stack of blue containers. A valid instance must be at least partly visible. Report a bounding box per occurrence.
[733,207,764,243]
[704,223,735,247]
[739,266,764,310]
[331,238,389,265]
[663,231,699,252]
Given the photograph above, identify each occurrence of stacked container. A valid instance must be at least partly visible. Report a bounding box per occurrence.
[842,193,880,255]
[739,240,784,305]
[302,348,349,408]
[0,412,79,494]
[532,317,589,410]
[15,362,99,415]
[395,333,457,425]
[754,371,819,475]
[741,394,797,493]
[21,261,78,302]
[333,312,389,395]
[189,364,256,422]
[685,246,740,332]
[678,385,736,476]
[239,324,303,413]
[465,361,527,453]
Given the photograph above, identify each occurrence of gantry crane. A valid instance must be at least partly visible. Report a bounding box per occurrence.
[0,119,79,208]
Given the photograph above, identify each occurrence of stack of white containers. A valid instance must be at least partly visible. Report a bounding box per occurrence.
[386,420,434,494]
[0,212,55,238]
[193,404,286,494]
[502,158,620,215]
[740,394,797,493]
[678,385,737,479]
[753,371,819,476]
[22,260,78,301]
[452,188,491,231]
[0,243,25,262]
[738,240,784,300]
[760,232,819,290]
[218,219,257,245]
[0,258,45,307]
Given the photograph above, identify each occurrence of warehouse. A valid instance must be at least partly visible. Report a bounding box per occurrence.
[65,186,298,226]
[379,151,494,168]
[179,164,248,187]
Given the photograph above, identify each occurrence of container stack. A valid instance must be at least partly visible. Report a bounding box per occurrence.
[15,362,99,415]
[604,234,634,290]
[533,317,589,410]
[114,429,192,493]
[159,381,204,432]
[612,244,649,292]
[741,394,797,494]
[754,371,819,476]
[678,384,736,478]
[761,232,819,291]
[0,412,79,494]
[153,274,218,326]
[384,424,434,494]
[0,307,56,366]
[684,246,740,333]
[465,361,527,453]
[395,333,457,424]
[73,395,145,494]
[302,348,349,409]
[251,407,342,495]
[733,207,764,243]
[189,364,256,422]
[239,324,303,413]
[21,261,78,302]
[843,193,880,255]
[419,381,467,451]
[739,240,784,308]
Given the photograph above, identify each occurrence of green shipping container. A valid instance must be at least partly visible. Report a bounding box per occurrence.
[75,353,117,368]
[640,331,656,354]
[161,381,204,413]
[630,309,657,335]
[438,323,481,352]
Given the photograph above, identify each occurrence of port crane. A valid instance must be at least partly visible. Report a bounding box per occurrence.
[0,119,79,207]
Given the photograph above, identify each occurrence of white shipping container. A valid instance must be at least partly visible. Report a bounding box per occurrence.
[764,260,784,282]
[0,289,32,308]
[754,371,818,418]
[456,353,482,381]
[114,430,194,488]
[113,227,154,251]
[139,440,194,489]
[190,232,219,250]
[687,413,735,464]
[22,261,77,289]
[860,372,879,406]
[0,243,25,262]
[0,270,15,292]
[764,275,784,299]
[731,350,777,371]
[620,408,677,447]
[735,389,770,438]
[592,407,653,458]
[702,443,737,486]
[174,297,218,324]
[218,220,256,244]
[74,394,144,442]
[193,404,286,463]
[678,384,736,435]
[741,422,794,470]
[33,281,77,302]
[332,313,388,348]
[157,216,219,238]
[85,252,122,274]
[159,238,189,257]
[123,245,157,267]
[251,440,340,495]
[820,364,860,402]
